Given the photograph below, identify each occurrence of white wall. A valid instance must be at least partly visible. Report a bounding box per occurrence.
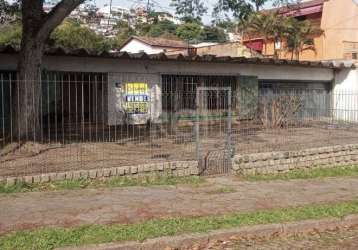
[107,72,161,125]
[120,39,165,54]
[333,68,358,122]
[42,57,335,82]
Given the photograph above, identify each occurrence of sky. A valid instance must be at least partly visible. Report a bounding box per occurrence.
[94,0,274,24]
[95,0,219,24]
[5,0,275,25]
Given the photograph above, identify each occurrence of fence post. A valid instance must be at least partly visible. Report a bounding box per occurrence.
[195,87,200,164]
[227,88,232,157]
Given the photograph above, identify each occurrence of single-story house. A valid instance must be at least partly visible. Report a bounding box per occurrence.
[0,45,357,130]
[119,36,191,55]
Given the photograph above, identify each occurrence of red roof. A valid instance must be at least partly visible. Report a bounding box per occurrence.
[269,0,324,17]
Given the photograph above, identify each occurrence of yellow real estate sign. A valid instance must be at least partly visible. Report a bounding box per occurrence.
[124,83,149,114]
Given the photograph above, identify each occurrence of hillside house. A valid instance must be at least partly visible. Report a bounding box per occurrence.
[244,0,358,62]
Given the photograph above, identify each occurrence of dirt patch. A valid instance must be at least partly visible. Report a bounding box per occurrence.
[2,126,358,177]
[211,226,358,250]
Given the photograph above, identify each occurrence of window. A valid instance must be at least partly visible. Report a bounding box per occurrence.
[296,16,307,21]
[183,82,197,109]
[344,52,358,60]
[161,75,237,111]
[275,41,281,50]
[188,48,197,56]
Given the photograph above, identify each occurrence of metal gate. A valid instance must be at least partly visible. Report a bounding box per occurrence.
[196,87,233,176]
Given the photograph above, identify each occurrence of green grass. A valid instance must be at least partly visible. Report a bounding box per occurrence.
[1,200,358,250]
[243,165,358,182]
[0,175,205,194]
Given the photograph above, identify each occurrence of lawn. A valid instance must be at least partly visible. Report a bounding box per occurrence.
[0,175,204,194]
[242,165,358,181]
[1,200,358,250]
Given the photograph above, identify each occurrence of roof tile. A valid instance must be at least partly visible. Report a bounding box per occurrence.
[0,45,355,69]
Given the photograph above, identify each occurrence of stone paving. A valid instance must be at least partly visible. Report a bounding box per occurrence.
[1,176,358,234]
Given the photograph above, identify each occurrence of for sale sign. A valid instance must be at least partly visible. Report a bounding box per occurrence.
[124,82,149,114]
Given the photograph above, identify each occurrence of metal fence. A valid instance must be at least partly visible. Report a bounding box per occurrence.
[234,88,358,154]
[1,72,358,177]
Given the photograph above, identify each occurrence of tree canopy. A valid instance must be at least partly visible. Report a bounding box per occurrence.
[147,20,178,37]
[0,0,20,25]
[170,0,207,23]
[244,11,319,59]
[0,22,22,48]
[175,22,205,42]
[213,0,298,22]
[0,0,304,51]
[50,20,110,50]
[202,26,228,43]
[283,17,318,60]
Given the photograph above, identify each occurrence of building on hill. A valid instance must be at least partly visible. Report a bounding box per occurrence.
[155,12,181,25]
[243,0,358,62]
[119,36,191,55]
[132,6,148,24]
[96,5,131,20]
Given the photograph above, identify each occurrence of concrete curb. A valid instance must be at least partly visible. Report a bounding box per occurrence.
[57,214,358,250]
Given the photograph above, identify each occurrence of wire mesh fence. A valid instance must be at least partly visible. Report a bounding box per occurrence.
[232,88,358,155]
[1,71,358,177]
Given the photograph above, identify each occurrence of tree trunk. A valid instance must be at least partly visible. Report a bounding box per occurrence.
[255,3,260,12]
[264,39,267,56]
[15,38,44,141]
[296,49,300,60]
[14,0,84,141]
[15,0,45,141]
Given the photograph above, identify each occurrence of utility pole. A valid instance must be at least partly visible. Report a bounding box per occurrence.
[107,0,113,34]
[146,0,150,23]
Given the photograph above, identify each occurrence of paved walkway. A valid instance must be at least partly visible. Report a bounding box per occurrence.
[1,176,358,234]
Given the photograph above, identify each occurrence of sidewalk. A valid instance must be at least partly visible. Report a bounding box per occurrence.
[1,176,358,234]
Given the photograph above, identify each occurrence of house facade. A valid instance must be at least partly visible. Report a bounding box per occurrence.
[244,0,358,62]
[0,46,356,129]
